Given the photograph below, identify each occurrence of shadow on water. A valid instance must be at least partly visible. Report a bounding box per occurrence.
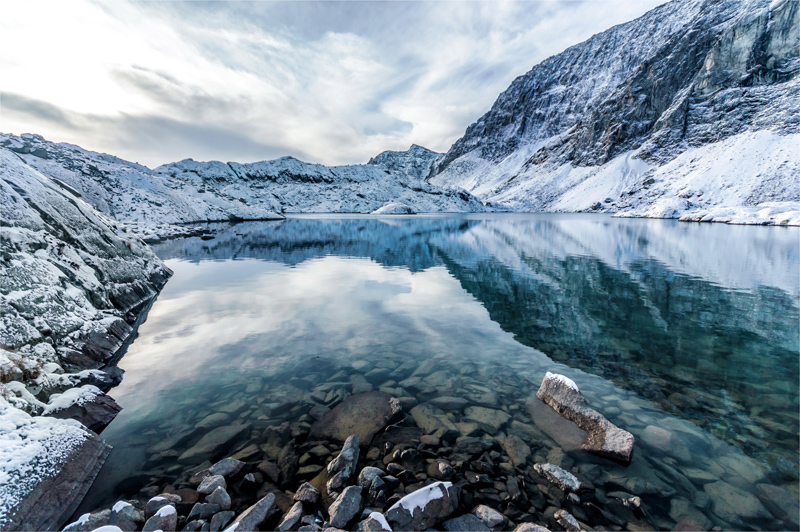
[79,214,798,530]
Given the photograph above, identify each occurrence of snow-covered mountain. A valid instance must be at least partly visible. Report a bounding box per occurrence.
[430,0,800,225]
[1,134,484,242]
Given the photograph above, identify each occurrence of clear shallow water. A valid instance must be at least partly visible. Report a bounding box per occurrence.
[81,214,799,530]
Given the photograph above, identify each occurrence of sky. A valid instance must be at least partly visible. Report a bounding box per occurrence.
[1,0,666,168]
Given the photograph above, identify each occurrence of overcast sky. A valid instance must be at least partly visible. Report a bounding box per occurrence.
[1,0,666,167]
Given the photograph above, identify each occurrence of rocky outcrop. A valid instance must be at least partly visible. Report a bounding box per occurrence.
[0,399,111,531]
[536,372,634,464]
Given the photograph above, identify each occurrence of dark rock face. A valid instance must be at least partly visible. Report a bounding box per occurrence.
[225,493,278,532]
[2,430,111,531]
[46,393,122,434]
[309,391,401,444]
[536,372,634,464]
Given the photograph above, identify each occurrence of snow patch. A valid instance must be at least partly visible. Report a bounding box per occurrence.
[388,481,451,514]
[369,512,393,531]
[545,372,579,392]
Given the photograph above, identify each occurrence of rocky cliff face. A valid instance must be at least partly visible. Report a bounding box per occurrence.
[0,149,175,530]
[430,0,800,224]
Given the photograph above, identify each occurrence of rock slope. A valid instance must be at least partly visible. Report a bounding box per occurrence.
[430,0,800,225]
[0,149,171,529]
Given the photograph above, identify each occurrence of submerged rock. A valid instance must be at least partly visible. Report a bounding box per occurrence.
[443,514,490,531]
[533,463,585,493]
[179,424,248,463]
[536,372,634,464]
[310,392,401,444]
[704,481,770,522]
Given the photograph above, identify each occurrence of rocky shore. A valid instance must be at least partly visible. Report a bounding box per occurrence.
[63,373,641,532]
[61,371,799,532]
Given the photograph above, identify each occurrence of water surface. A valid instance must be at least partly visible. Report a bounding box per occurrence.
[82,214,799,530]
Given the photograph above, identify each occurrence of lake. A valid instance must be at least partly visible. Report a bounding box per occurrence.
[79,214,799,530]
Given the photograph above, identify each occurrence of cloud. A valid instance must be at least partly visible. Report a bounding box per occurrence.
[0,0,667,167]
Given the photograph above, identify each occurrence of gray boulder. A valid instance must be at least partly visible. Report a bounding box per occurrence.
[327,486,363,529]
[533,463,584,493]
[553,509,582,532]
[210,511,235,532]
[471,505,507,530]
[197,475,226,495]
[356,512,393,532]
[536,372,634,464]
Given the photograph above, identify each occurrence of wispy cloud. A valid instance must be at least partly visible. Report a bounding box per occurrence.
[1,0,666,167]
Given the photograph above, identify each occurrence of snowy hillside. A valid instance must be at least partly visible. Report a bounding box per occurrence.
[430,0,800,225]
[1,134,484,241]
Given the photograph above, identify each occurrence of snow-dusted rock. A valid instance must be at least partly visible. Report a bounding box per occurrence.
[430,0,799,225]
[536,372,634,464]
[43,385,121,434]
[384,481,459,531]
[0,397,111,531]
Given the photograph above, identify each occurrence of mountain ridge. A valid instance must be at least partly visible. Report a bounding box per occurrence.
[428,0,800,225]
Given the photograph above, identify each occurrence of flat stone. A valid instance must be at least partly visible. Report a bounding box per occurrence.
[385,481,459,531]
[641,425,691,463]
[224,493,278,532]
[536,372,634,464]
[463,406,510,434]
[328,486,363,529]
[444,514,490,531]
[309,392,401,445]
[179,424,248,463]
[501,436,531,467]
[705,481,770,522]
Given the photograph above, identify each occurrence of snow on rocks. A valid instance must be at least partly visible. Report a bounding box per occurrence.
[0,397,111,531]
[385,481,459,531]
[371,203,416,215]
[536,372,635,464]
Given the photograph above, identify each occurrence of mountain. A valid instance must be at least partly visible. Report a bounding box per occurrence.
[0,134,483,242]
[429,0,800,225]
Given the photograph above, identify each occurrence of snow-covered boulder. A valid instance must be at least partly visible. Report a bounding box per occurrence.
[0,397,111,531]
[385,481,459,531]
[372,203,416,215]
